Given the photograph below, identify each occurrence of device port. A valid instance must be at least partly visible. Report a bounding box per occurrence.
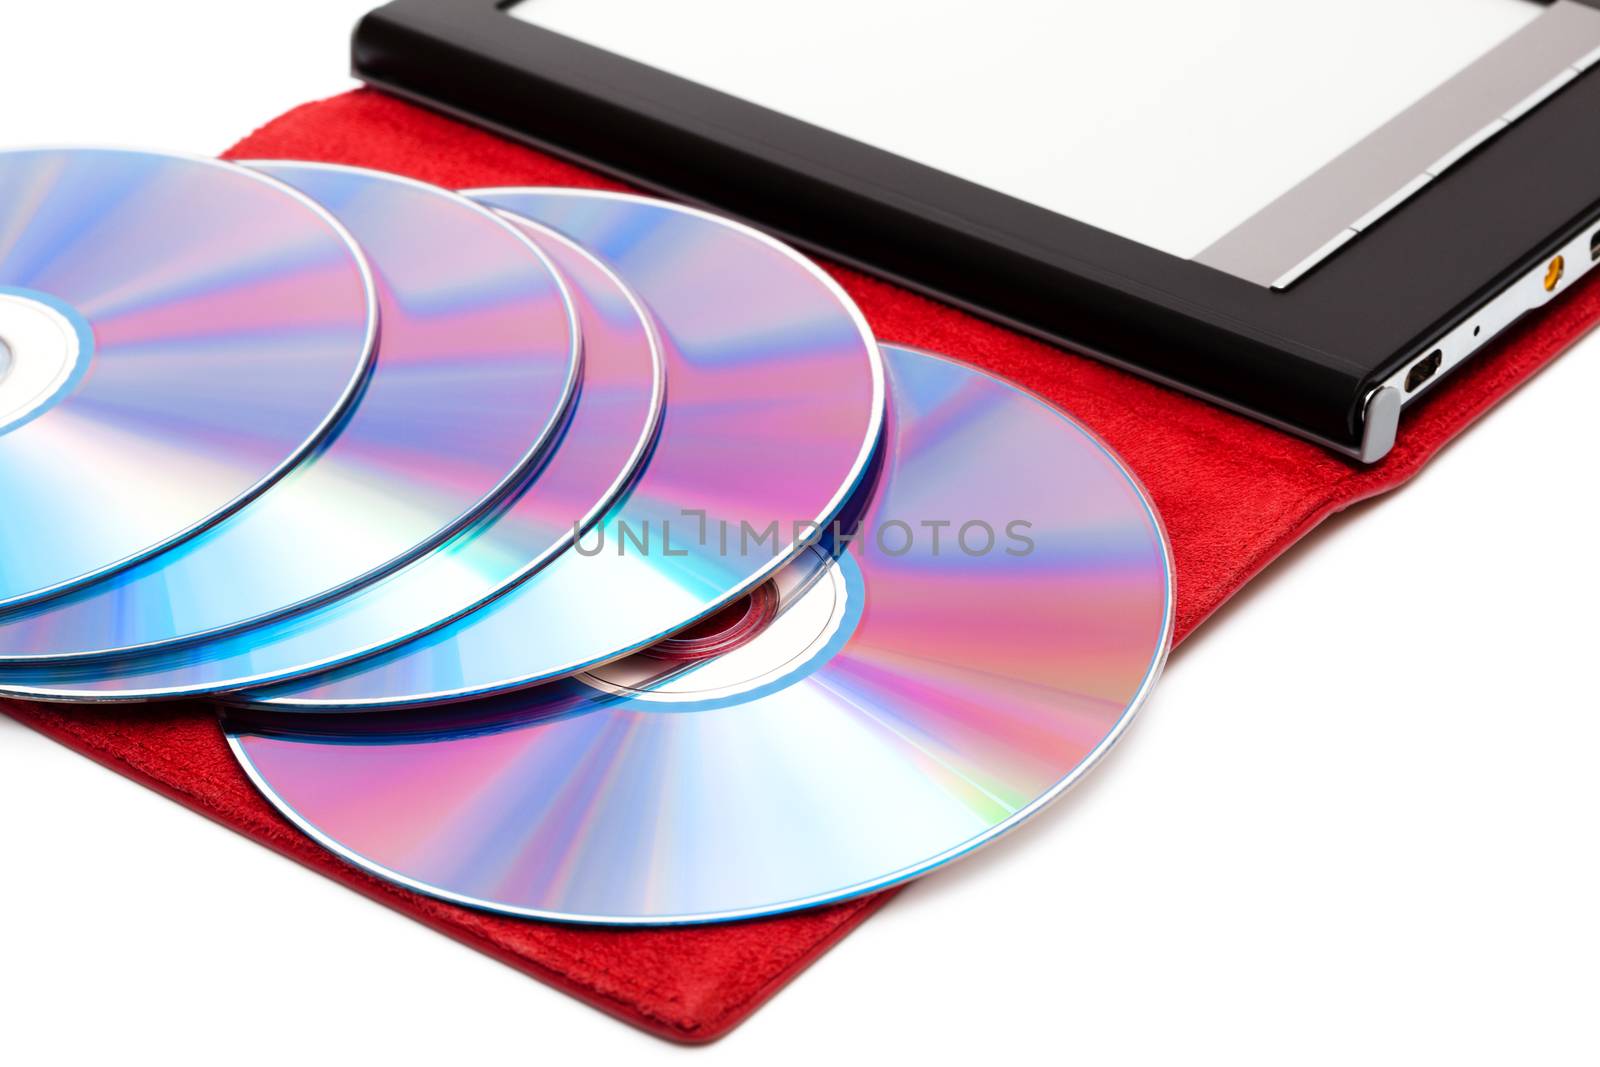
[1544,255,1566,292]
[1406,350,1443,393]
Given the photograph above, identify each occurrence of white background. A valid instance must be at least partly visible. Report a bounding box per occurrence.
[2,3,1596,1063]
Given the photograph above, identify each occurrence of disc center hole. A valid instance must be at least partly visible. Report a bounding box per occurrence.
[0,292,91,433]
[641,582,781,663]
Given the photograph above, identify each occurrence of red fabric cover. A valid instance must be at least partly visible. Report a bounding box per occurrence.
[5,89,1599,1043]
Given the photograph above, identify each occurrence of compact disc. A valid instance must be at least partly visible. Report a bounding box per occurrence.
[0,163,579,662]
[239,188,884,708]
[0,148,376,609]
[224,344,1173,923]
[0,219,659,700]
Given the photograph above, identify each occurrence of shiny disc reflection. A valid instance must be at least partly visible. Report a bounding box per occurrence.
[0,220,657,700]
[226,345,1173,924]
[0,148,378,609]
[0,163,579,661]
[244,189,885,708]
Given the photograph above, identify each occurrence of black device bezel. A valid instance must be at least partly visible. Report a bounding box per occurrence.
[352,0,1600,455]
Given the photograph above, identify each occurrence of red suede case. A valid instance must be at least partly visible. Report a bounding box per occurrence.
[5,90,1598,1044]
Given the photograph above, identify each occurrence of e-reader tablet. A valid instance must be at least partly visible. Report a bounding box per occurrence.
[353,0,1600,459]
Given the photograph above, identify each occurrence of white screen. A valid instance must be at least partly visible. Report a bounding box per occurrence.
[509,0,1539,260]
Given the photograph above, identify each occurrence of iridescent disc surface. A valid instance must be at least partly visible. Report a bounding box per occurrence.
[0,148,377,609]
[225,346,1174,924]
[241,188,884,709]
[0,220,659,700]
[0,163,579,662]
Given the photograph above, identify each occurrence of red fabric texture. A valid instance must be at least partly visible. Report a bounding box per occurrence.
[5,89,1599,1043]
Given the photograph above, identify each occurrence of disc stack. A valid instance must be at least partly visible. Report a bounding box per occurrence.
[0,148,1173,924]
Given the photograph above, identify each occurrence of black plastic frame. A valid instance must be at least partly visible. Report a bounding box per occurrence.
[353,0,1600,455]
